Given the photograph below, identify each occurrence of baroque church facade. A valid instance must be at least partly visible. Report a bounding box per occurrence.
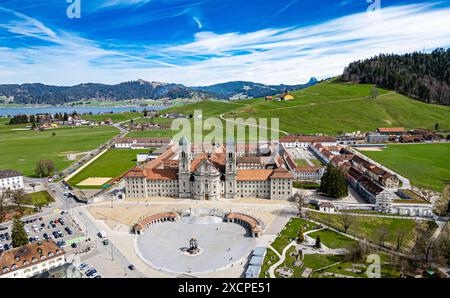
[125,138,293,200]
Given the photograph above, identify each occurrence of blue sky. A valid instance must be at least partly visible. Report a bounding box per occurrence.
[0,0,449,85]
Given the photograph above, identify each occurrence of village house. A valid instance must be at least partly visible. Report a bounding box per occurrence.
[114,137,172,149]
[377,127,406,136]
[0,241,66,278]
[0,169,24,194]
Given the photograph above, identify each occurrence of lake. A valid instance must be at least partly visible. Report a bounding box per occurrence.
[0,106,168,116]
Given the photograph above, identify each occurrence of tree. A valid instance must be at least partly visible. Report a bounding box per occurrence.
[35,201,46,212]
[434,122,440,131]
[12,189,30,208]
[394,229,408,251]
[434,185,450,216]
[11,215,29,247]
[35,160,55,178]
[292,192,305,218]
[319,165,348,198]
[434,223,450,267]
[370,87,379,99]
[0,189,12,223]
[411,221,437,264]
[339,213,354,233]
[315,235,321,249]
[374,226,389,247]
[297,228,304,244]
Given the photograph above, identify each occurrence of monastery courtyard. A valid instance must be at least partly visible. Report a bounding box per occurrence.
[81,197,298,277]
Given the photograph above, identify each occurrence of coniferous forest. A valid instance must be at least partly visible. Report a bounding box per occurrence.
[342,48,450,106]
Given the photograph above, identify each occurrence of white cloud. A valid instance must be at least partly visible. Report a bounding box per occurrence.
[0,3,449,86]
[193,16,203,29]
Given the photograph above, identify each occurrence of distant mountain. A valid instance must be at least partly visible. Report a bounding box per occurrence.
[192,77,318,100]
[342,48,450,106]
[0,80,211,105]
[0,78,318,105]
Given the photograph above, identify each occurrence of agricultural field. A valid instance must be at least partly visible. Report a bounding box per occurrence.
[0,125,119,177]
[82,112,142,123]
[361,143,450,192]
[67,149,150,189]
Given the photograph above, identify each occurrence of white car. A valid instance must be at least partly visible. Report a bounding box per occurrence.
[0,244,4,250]
[89,272,99,278]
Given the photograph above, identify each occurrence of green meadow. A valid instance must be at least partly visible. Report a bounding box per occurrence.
[0,124,119,177]
[82,112,142,123]
[361,143,450,192]
[160,81,450,136]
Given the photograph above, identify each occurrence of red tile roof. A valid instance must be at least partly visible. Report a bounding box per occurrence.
[270,167,294,179]
[237,169,273,181]
[134,212,179,231]
[0,240,64,275]
[145,169,178,180]
[225,213,261,233]
[377,127,405,133]
[124,167,146,178]
[295,166,323,173]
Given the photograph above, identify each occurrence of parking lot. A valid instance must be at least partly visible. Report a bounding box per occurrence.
[0,212,85,252]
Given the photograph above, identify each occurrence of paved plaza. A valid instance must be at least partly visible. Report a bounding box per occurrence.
[135,215,257,275]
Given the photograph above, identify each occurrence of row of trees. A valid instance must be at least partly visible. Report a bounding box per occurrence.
[342,48,450,105]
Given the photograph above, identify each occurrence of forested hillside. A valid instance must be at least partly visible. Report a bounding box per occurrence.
[342,48,450,106]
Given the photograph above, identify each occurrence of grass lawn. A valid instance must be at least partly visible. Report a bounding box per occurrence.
[259,248,280,278]
[311,159,324,166]
[360,143,450,192]
[308,229,357,249]
[67,149,150,188]
[312,252,401,278]
[293,181,320,189]
[271,218,321,254]
[307,211,424,250]
[302,253,342,271]
[24,191,55,206]
[275,246,342,278]
[294,159,309,166]
[0,125,119,177]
